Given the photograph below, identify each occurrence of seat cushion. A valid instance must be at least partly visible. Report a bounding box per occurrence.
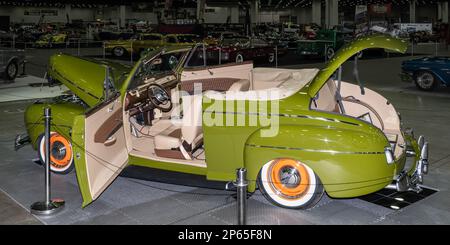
[228,79,250,92]
[154,134,181,150]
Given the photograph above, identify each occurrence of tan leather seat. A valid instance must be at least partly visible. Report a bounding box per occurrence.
[154,95,203,160]
[228,79,250,92]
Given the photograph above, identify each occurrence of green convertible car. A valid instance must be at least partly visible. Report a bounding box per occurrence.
[17,35,429,209]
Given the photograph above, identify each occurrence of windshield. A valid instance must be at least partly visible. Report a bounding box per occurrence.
[128,50,187,90]
[177,35,197,43]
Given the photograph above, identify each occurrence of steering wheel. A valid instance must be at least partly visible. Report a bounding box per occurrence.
[168,55,179,69]
[147,84,172,112]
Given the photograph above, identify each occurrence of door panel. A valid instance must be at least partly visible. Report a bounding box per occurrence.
[72,95,128,207]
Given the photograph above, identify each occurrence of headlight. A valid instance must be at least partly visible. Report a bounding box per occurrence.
[385,147,395,165]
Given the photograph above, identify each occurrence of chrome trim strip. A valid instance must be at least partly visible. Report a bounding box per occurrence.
[246,144,384,155]
[203,110,360,126]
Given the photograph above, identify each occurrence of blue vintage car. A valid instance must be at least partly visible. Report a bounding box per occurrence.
[401,57,450,91]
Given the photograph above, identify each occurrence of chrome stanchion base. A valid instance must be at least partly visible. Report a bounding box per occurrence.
[30,199,65,216]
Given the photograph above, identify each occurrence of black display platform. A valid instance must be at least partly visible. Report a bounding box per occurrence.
[359,187,438,210]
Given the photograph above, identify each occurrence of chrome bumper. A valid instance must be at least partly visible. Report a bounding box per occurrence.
[14,134,30,151]
[386,134,429,193]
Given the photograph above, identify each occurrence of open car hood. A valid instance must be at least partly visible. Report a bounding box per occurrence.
[307,35,408,97]
[48,54,131,107]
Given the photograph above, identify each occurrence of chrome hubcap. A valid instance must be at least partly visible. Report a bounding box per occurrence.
[417,73,434,88]
[279,167,301,188]
[114,48,124,56]
[236,55,243,63]
[51,141,67,161]
[7,64,16,77]
[327,49,334,59]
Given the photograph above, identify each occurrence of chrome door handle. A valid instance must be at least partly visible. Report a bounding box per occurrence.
[104,136,116,146]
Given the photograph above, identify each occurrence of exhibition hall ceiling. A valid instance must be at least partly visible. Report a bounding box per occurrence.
[0,0,446,9]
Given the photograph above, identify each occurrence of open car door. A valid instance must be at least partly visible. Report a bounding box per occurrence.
[72,73,128,207]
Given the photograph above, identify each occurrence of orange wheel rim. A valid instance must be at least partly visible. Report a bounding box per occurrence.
[44,133,72,169]
[268,159,310,199]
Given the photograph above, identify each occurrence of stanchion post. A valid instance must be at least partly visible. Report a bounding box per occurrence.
[130,41,133,64]
[20,61,27,76]
[103,41,106,59]
[275,45,278,68]
[44,108,51,205]
[30,108,65,215]
[235,168,248,225]
[435,40,438,56]
[78,38,81,56]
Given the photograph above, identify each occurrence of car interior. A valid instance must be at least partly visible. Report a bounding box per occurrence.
[121,46,321,167]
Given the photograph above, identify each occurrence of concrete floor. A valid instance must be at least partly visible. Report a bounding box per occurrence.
[0,44,449,225]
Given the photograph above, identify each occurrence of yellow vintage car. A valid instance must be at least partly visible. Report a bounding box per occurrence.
[35,33,67,48]
[105,33,199,58]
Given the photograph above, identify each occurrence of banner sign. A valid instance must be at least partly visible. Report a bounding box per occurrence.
[394,23,433,34]
[355,5,369,36]
[369,3,392,15]
[355,5,368,22]
[24,9,58,16]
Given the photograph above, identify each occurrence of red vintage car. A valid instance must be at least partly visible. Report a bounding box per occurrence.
[211,36,283,64]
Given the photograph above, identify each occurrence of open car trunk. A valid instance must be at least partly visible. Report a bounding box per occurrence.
[48,54,131,107]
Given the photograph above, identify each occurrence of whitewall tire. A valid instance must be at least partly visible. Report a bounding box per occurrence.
[38,132,74,175]
[258,159,324,209]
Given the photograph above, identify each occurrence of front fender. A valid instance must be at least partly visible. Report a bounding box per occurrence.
[243,124,395,197]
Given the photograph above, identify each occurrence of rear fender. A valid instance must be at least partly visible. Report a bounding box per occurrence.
[24,102,85,149]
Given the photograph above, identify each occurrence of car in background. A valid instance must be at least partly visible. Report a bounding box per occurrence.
[409,31,439,44]
[295,29,345,60]
[0,30,17,43]
[35,33,68,48]
[0,48,26,80]
[203,31,238,45]
[401,56,450,91]
[105,33,199,58]
[96,31,135,41]
[218,36,279,64]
